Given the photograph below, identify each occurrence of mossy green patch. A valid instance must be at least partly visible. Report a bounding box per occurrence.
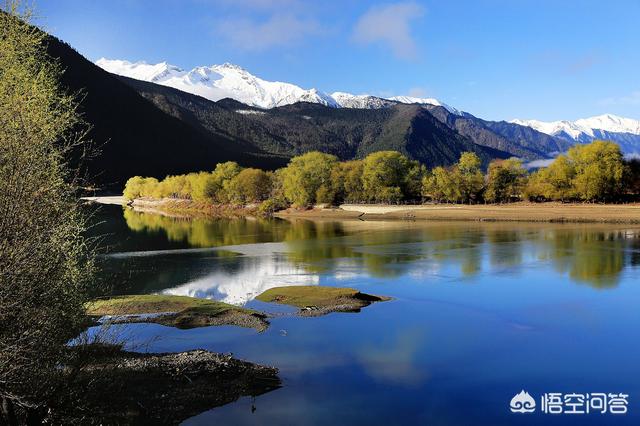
[86,295,268,330]
[256,286,390,316]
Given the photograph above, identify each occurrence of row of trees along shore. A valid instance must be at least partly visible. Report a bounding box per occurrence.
[124,140,640,210]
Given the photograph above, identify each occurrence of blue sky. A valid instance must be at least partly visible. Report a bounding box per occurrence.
[38,0,640,121]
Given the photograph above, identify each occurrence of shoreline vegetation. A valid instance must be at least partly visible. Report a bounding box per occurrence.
[113,141,640,223]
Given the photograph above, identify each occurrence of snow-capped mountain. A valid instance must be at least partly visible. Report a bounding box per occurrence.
[96,58,339,109]
[96,58,452,111]
[96,58,639,154]
[511,114,640,153]
[330,92,397,109]
[387,96,461,115]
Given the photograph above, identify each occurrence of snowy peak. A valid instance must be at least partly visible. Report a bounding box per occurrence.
[387,96,461,115]
[330,92,397,109]
[96,58,336,109]
[509,118,594,141]
[575,114,640,135]
[95,58,455,112]
[96,58,184,83]
[511,114,640,141]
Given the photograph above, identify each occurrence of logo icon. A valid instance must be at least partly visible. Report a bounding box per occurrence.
[510,390,536,413]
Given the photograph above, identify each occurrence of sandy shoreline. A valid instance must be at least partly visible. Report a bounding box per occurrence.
[82,195,125,205]
[85,196,640,224]
[277,202,640,224]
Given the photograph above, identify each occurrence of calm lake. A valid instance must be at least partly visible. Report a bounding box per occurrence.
[92,205,640,425]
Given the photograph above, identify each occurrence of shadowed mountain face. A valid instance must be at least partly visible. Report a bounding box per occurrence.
[43,32,545,189]
[44,37,288,188]
[422,105,571,159]
[120,77,511,168]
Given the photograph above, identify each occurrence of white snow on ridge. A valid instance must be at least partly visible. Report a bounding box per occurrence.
[97,58,338,109]
[95,58,456,112]
[575,114,640,135]
[510,118,594,141]
[387,96,461,115]
[511,114,640,142]
[331,92,397,109]
[97,57,639,148]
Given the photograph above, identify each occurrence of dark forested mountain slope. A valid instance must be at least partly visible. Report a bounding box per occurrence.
[422,105,571,159]
[45,29,521,188]
[122,77,510,167]
[45,36,286,188]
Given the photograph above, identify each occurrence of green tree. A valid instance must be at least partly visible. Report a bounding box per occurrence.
[1,5,93,421]
[225,168,272,204]
[282,152,337,206]
[567,140,625,201]
[456,152,484,203]
[525,155,575,201]
[422,166,460,203]
[485,158,528,203]
[361,151,421,203]
[329,160,364,204]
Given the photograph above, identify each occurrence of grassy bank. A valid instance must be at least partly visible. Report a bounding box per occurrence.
[86,295,269,330]
[256,286,391,316]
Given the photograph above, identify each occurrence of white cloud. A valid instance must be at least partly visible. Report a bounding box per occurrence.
[352,2,425,60]
[215,0,300,9]
[215,13,323,50]
[407,87,427,97]
[524,158,554,169]
[600,90,640,106]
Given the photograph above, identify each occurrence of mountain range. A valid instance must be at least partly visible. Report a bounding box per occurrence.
[40,31,640,189]
[97,58,640,156]
[511,115,640,153]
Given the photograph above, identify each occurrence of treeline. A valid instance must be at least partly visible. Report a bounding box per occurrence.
[124,140,640,208]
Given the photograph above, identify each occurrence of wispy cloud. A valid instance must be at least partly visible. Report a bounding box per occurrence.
[600,90,640,106]
[215,13,323,51]
[530,50,603,75]
[566,54,601,74]
[351,2,425,60]
[407,87,427,97]
[215,0,300,10]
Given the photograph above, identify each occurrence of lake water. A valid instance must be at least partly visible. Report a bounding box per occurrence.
[92,205,640,425]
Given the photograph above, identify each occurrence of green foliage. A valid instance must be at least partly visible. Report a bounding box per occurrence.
[123,141,636,207]
[525,141,626,202]
[567,141,625,201]
[485,158,528,203]
[281,151,337,206]
[422,166,461,202]
[456,152,485,203]
[257,197,289,217]
[330,160,365,203]
[361,151,423,203]
[225,168,271,204]
[1,4,93,420]
[421,152,483,203]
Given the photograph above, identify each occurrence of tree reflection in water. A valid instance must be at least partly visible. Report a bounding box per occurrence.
[115,209,640,292]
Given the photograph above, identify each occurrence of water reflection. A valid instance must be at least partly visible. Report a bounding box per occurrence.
[91,207,640,425]
[105,209,640,300]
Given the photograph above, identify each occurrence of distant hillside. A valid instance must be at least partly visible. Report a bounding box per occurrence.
[421,105,571,159]
[44,37,287,188]
[121,76,510,168]
[43,29,515,189]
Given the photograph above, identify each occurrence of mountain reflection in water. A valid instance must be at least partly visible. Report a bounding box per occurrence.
[91,208,640,305]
